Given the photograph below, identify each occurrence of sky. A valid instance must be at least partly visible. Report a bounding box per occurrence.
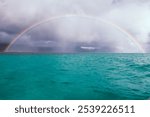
[0,0,150,53]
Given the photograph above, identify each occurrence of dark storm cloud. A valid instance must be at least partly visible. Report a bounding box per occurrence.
[0,25,21,36]
[0,21,23,50]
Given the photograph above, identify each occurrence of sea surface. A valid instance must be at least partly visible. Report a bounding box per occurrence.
[0,53,150,100]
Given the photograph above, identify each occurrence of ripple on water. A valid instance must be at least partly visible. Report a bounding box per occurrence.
[0,54,150,100]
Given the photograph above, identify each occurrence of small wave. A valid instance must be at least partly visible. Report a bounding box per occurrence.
[129,64,150,72]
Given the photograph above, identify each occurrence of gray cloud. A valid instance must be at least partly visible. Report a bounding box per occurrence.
[0,0,150,53]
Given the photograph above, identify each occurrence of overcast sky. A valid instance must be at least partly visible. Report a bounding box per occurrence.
[0,0,150,53]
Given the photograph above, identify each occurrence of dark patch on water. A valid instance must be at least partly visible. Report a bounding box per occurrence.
[61,81,73,85]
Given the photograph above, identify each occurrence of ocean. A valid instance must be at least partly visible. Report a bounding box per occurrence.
[0,53,150,100]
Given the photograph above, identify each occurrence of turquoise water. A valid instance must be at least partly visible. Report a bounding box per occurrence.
[0,54,150,100]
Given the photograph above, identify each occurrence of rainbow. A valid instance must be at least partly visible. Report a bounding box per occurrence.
[4,14,146,53]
